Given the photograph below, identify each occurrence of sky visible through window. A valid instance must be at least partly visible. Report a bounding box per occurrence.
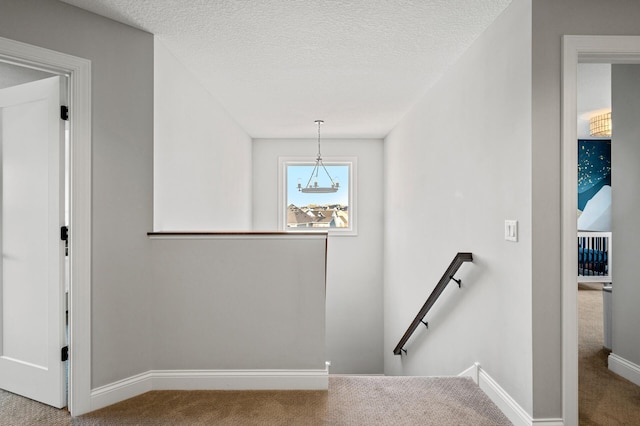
[286,164,349,207]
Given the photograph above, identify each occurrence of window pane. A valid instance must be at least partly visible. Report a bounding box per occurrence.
[286,164,350,229]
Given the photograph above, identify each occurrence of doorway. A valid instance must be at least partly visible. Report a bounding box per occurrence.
[562,35,640,426]
[0,62,68,408]
[0,36,92,416]
[576,62,615,423]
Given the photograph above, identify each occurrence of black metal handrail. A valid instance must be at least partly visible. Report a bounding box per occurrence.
[393,252,473,356]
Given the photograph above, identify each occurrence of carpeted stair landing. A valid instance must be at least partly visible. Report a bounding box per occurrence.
[1,375,511,425]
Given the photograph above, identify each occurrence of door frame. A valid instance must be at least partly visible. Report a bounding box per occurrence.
[561,35,640,426]
[0,36,91,416]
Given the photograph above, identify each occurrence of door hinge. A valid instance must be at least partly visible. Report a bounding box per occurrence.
[61,346,69,362]
[61,105,69,121]
[61,226,69,256]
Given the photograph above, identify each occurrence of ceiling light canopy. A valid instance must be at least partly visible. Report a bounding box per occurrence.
[589,112,612,137]
[297,120,339,193]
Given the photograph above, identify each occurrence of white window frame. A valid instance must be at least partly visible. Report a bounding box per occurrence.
[278,156,357,236]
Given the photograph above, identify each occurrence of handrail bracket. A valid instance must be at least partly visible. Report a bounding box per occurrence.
[449,275,462,287]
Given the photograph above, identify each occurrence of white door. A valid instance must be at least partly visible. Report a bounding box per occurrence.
[0,76,66,408]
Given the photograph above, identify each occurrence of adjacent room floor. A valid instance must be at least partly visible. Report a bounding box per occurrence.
[578,282,640,425]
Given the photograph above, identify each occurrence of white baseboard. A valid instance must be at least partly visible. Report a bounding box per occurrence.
[151,369,329,390]
[457,362,480,384]
[531,420,564,426]
[90,368,328,412]
[608,353,640,387]
[460,363,564,426]
[90,371,153,412]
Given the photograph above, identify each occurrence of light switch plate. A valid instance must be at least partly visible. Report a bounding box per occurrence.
[505,220,518,242]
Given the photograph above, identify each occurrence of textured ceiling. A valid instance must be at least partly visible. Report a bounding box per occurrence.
[60,0,512,138]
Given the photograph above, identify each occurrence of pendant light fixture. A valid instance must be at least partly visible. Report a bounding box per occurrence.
[297,120,339,193]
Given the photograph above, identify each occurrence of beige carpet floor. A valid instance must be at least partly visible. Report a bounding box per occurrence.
[1,376,510,425]
[0,389,71,426]
[578,282,640,425]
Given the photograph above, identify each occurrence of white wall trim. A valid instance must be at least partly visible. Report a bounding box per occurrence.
[531,419,565,426]
[461,364,564,426]
[608,353,640,387]
[90,369,328,413]
[457,362,480,384]
[562,35,640,426]
[477,367,532,426]
[90,371,153,412]
[151,369,329,390]
[0,36,92,417]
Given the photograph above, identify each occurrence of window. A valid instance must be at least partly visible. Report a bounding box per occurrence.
[279,157,357,235]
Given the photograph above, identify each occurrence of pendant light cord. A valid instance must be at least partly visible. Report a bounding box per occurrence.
[315,119,324,160]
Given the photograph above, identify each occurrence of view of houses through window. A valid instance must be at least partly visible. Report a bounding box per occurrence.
[285,163,351,230]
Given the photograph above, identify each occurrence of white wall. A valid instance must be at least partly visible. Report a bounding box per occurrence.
[0,61,53,89]
[150,235,327,371]
[154,39,252,231]
[532,0,640,418]
[253,138,384,374]
[384,0,533,415]
[0,0,154,388]
[611,64,640,368]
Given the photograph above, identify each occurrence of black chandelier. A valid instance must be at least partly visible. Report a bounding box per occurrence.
[298,120,339,193]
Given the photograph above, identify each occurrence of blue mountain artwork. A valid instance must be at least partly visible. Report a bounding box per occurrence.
[578,140,611,212]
